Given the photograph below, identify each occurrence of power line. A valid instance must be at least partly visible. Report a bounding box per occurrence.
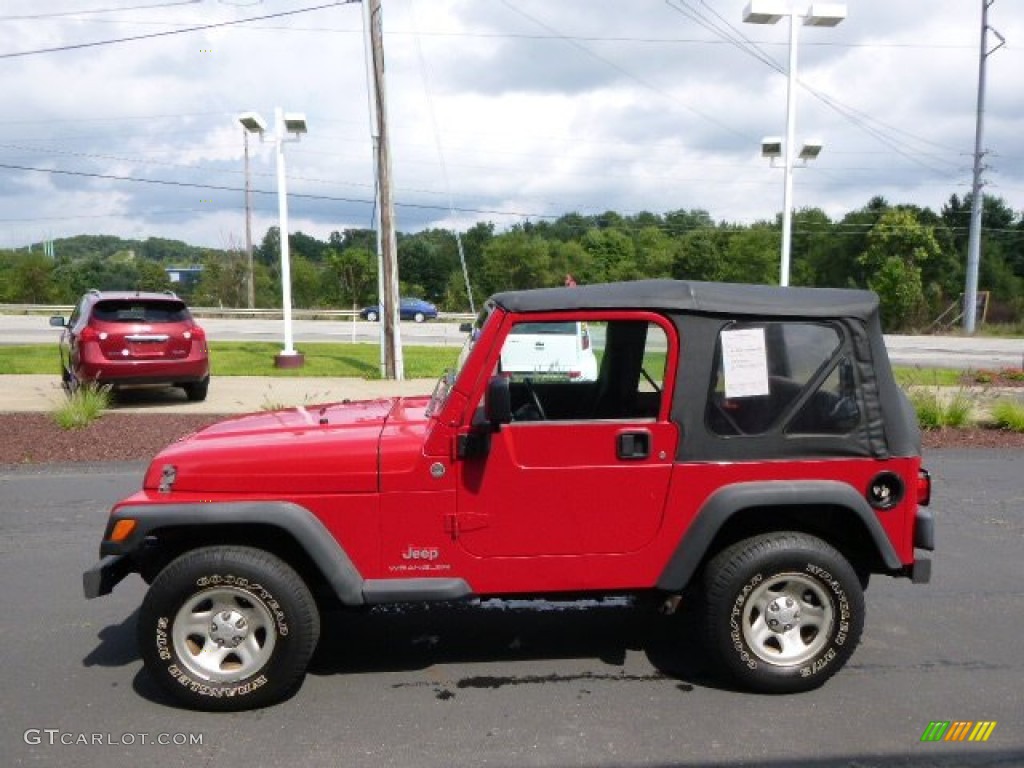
[0,0,201,20]
[0,2,354,60]
[497,0,754,144]
[0,160,566,220]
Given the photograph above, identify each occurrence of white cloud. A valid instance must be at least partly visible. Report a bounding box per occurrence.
[1,0,1022,250]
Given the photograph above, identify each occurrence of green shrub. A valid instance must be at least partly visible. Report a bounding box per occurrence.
[52,383,111,429]
[991,400,1024,432]
[910,389,973,430]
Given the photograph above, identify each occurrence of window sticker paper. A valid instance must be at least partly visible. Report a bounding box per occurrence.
[721,328,770,398]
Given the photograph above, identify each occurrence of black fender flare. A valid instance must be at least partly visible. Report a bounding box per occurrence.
[656,480,903,592]
[100,501,366,605]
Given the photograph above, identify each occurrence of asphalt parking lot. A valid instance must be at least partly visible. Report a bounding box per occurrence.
[1,450,1021,768]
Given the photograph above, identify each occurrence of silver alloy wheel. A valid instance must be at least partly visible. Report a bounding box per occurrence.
[172,586,277,682]
[366,310,378,322]
[414,312,425,323]
[741,572,834,667]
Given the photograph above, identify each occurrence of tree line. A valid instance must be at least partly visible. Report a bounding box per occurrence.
[2,193,1022,332]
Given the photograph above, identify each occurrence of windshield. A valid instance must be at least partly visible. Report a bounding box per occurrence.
[425,304,493,417]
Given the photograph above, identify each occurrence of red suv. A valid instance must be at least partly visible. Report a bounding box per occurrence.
[83,280,933,710]
[50,290,210,401]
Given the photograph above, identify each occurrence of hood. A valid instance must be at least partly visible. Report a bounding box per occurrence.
[144,398,398,495]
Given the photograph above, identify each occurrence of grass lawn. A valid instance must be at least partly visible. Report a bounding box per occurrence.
[0,342,461,379]
[0,342,977,386]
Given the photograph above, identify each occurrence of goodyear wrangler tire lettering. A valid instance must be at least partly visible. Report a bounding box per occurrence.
[138,546,319,712]
[702,532,865,694]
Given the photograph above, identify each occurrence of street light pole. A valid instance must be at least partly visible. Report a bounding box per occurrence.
[779,11,799,288]
[273,107,301,368]
[744,1,846,287]
[243,128,255,309]
[238,108,308,368]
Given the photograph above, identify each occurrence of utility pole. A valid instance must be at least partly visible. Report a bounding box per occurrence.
[366,0,403,379]
[243,128,255,309]
[964,0,1004,334]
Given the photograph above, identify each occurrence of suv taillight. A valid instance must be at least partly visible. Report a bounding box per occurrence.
[917,468,931,506]
[79,325,100,343]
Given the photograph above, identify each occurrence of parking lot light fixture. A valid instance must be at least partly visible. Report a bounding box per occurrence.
[761,137,783,160]
[743,0,846,287]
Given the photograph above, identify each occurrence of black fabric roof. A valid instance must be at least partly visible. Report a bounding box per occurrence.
[490,280,879,321]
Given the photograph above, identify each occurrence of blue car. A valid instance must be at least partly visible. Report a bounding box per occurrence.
[359,297,438,323]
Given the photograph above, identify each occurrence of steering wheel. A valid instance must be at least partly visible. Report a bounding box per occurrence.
[522,378,548,420]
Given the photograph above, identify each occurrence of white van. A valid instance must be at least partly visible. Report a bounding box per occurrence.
[499,321,599,381]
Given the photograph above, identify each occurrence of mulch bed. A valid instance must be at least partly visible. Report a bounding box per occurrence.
[958,368,1024,387]
[1,412,1021,467]
[0,413,224,466]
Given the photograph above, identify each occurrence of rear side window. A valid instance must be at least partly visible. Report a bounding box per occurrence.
[706,322,860,436]
[92,300,189,324]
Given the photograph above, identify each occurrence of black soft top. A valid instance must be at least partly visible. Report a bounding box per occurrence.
[490,279,918,460]
[491,279,879,322]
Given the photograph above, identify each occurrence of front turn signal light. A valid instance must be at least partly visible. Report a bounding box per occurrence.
[110,519,137,542]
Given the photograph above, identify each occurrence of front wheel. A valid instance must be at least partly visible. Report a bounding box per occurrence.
[138,546,320,711]
[61,365,78,395]
[703,532,864,693]
[413,311,425,323]
[364,310,379,322]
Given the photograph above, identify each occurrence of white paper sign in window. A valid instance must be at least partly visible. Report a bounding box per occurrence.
[721,328,770,399]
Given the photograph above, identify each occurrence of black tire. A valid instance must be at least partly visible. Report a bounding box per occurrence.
[61,365,77,395]
[183,377,209,402]
[702,532,864,693]
[138,546,320,711]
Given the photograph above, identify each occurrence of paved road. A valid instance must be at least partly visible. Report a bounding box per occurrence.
[4,313,1021,369]
[1,314,469,348]
[2,451,1022,767]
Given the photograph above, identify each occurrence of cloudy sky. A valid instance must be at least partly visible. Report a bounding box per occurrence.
[1,0,1021,250]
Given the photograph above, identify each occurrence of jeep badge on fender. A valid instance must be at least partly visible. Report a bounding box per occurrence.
[82,280,933,711]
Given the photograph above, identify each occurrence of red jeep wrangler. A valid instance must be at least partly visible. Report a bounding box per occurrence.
[84,280,933,710]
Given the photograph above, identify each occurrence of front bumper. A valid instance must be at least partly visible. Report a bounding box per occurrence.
[82,554,133,599]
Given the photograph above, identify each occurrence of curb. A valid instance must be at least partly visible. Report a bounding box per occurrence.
[0,375,438,414]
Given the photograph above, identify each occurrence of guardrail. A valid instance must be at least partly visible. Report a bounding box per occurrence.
[0,304,476,323]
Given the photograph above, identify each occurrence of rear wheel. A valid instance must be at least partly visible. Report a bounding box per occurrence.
[138,546,320,711]
[702,532,864,693]
[365,310,379,322]
[183,377,209,402]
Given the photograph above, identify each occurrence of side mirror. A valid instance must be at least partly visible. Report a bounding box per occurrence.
[485,375,512,427]
[459,322,473,333]
[49,316,67,328]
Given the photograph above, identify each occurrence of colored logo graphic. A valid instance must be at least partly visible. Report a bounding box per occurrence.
[920,721,997,743]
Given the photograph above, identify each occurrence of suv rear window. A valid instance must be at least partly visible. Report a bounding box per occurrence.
[509,322,577,335]
[92,300,189,324]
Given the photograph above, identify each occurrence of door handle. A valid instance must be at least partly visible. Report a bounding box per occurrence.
[617,431,650,460]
